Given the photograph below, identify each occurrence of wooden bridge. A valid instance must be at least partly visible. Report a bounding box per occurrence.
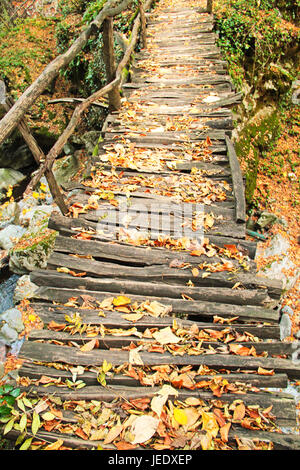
[4,0,300,450]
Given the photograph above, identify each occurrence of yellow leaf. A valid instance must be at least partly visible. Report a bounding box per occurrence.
[39,182,48,192]
[173,408,188,425]
[201,411,219,437]
[80,339,97,352]
[6,186,13,198]
[102,359,112,373]
[192,267,199,277]
[113,295,131,307]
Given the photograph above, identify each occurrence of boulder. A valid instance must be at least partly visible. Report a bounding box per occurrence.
[9,228,57,274]
[0,201,20,228]
[1,307,24,333]
[0,224,26,251]
[13,274,39,304]
[0,324,18,345]
[53,154,80,186]
[0,168,25,200]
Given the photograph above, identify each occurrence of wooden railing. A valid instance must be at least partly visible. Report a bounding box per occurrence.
[0,0,153,214]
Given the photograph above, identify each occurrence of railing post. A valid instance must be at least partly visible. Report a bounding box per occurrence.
[138,0,147,49]
[0,81,68,215]
[102,18,121,112]
[207,0,213,14]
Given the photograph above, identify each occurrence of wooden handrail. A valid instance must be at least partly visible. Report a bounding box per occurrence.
[207,0,213,14]
[24,0,154,203]
[0,0,153,214]
[0,0,135,145]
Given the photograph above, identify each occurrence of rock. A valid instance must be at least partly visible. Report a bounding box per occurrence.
[0,168,25,199]
[256,211,278,229]
[9,228,57,274]
[281,305,294,317]
[0,340,6,362]
[0,323,19,345]
[71,131,101,154]
[1,307,24,333]
[256,233,299,290]
[38,177,53,205]
[0,224,26,251]
[257,211,287,230]
[19,204,53,228]
[0,145,35,171]
[53,154,80,186]
[280,313,292,340]
[0,201,20,228]
[13,274,39,304]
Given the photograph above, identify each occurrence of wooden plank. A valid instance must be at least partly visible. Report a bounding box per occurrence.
[29,302,282,339]
[31,286,280,323]
[30,270,273,307]
[19,362,289,388]
[226,136,246,223]
[51,235,256,272]
[48,213,258,259]
[19,341,300,378]
[26,329,295,357]
[46,252,282,298]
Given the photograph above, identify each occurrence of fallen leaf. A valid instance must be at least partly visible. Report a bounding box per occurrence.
[104,425,123,444]
[113,296,131,307]
[173,408,188,426]
[131,415,159,444]
[153,327,180,345]
[233,403,246,421]
[80,339,98,352]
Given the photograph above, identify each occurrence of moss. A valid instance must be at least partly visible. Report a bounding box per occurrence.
[235,109,281,204]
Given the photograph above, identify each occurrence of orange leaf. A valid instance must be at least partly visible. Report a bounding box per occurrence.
[224,244,238,254]
[233,403,246,421]
[115,441,137,450]
[75,428,89,440]
[220,422,231,442]
[258,367,274,376]
[190,249,205,256]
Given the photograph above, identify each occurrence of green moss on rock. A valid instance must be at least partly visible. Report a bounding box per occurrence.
[235,108,281,204]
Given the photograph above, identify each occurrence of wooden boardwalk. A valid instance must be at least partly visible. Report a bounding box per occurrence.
[9,0,300,450]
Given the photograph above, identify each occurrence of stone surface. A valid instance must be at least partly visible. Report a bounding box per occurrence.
[0,201,20,228]
[9,228,57,274]
[0,168,25,198]
[256,233,299,290]
[0,323,19,345]
[0,224,26,251]
[53,154,80,186]
[1,307,24,333]
[13,274,39,303]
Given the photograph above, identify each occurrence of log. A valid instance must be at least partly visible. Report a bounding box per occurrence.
[226,136,246,223]
[28,301,282,339]
[19,362,289,389]
[30,270,272,307]
[102,18,122,111]
[48,97,108,108]
[19,341,300,378]
[26,328,294,356]
[45,252,282,298]
[31,286,280,323]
